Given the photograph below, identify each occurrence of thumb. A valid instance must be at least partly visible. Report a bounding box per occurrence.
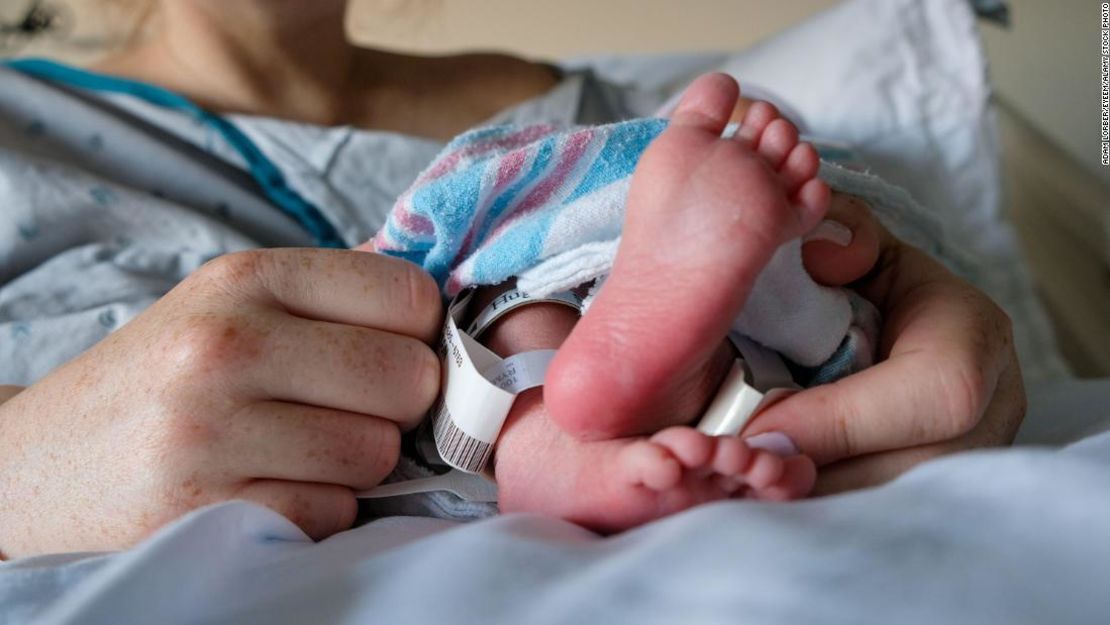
[801,193,881,286]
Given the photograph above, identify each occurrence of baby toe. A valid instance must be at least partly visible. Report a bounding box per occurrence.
[649,427,716,469]
[756,118,800,169]
[751,455,817,501]
[670,73,740,134]
[780,142,821,195]
[743,450,786,490]
[715,474,745,495]
[737,100,780,144]
[711,436,753,476]
[792,178,832,232]
[621,440,684,491]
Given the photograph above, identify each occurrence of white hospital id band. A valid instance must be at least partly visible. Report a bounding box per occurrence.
[466,287,583,339]
[696,334,800,437]
[430,287,581,474]
[697,359,765,437]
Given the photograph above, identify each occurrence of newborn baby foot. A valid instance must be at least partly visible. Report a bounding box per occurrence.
[546,72,832,439]
[495,403,817,532]
[477,290,815,532]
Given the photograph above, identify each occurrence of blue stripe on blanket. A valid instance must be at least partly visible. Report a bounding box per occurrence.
[564,119,665,203]
[472,137,558,251]
[411,158,486,285]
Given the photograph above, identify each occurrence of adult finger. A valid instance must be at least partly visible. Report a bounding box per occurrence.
[744,241,1015,465]
[235,480,358,541]
[801,192,881,286]
[217,401,401,490]
[812,357,1026,494]
[195,248,442,343]
[247,314,440,428]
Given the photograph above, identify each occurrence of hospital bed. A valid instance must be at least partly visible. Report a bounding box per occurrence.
[3,0,1110,623]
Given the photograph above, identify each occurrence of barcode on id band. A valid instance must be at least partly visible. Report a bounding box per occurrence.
[432,401,492,474]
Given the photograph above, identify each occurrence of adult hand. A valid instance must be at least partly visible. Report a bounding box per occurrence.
[743,193,1027,493]
[0,249,442,559]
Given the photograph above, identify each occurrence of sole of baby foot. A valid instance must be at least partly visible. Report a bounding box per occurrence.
[545,72,830,440]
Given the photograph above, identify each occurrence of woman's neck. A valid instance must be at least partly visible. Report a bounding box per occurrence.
[89,0,563,138]
[95,0,366,124]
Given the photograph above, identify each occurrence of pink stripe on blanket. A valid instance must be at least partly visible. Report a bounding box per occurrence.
[395,205,435,236]
[484,128,594,242]
[382,126,560,251]
[456,149,530,257]
[495,149,528,187]
[369,206,434,251]
[416,125,555,186]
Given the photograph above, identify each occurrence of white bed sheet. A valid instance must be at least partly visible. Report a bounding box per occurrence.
[6,415,1110,625]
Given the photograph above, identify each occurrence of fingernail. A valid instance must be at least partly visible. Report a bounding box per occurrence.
[744,432,799,457]
[804,219,853,247]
